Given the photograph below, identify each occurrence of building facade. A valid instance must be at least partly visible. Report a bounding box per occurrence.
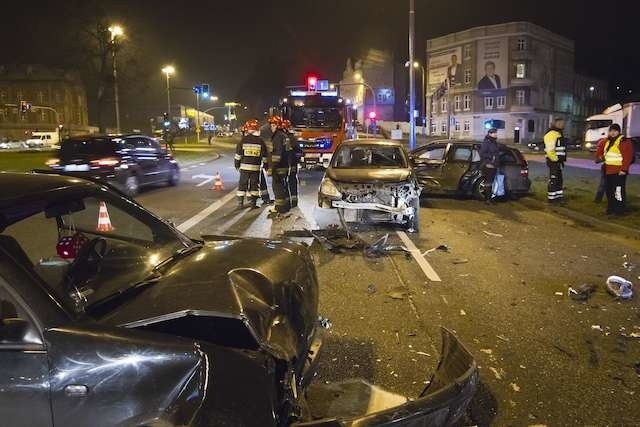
[0,65,93,140]
[426,22,579,143]
[339,49,398,123]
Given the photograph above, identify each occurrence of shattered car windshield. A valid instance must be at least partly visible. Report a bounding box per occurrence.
[1,192,191,315]
[332,145,408,168]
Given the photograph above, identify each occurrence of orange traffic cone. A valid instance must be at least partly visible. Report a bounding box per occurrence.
[96,201,114,232]
[212,172,224,191]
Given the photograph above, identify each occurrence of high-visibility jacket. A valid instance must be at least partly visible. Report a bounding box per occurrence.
[604,135,624,166]
[544,129,566,162]
[596,135,634,174]
[235,134,267,171]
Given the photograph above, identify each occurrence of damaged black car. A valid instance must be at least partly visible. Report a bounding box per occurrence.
[0,172,477,426]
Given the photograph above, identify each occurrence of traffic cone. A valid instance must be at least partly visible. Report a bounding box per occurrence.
[96,201,114,232]
[212,172,224,191]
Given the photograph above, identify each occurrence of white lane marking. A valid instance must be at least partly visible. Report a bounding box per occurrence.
[192,174,216,187]
[396,231,442,282]
[217,207,251,234]
[177,189,238,233]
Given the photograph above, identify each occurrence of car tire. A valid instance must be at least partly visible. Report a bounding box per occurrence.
[168,166,180,186]
[473,178,487,201]
[406,198,420,233]
[125,174,140,197]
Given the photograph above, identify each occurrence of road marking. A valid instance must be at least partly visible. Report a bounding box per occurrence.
[217,207,251,234]
[396,231,442,282]
[192,174,216,187]
[177,189,238,233]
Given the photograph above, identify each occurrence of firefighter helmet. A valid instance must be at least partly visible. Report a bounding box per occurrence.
[243,119,259,132]
[268,115,283,127]
[281,119,292,130]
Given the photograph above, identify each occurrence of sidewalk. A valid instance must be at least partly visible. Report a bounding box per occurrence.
[525,154,640,175]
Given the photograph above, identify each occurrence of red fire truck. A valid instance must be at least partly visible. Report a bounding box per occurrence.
[279,80,355,169]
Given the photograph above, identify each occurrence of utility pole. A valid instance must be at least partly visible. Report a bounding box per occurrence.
[109,25,123,134]
[408,0,416,150]
[195,91,201,143]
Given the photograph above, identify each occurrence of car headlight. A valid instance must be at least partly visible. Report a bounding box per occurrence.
[320,178,341,198]
[585,142,592,148]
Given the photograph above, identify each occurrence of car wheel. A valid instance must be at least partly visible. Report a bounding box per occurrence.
[406,198,420,233]
[168,166,180,186]
[473,178,487,200]
[125,174,140,197]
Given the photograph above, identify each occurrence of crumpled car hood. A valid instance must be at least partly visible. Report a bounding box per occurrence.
[327,168,412,184]
[97,237,319,362]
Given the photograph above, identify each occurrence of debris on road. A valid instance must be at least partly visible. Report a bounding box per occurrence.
[554,292,564,296]
[606,276,633,300]
[622,254,636,271]
[510,383,521,392]
[319,316,333,329]
[422,244,449,256]
[591,325,603,332]
[497,335,510,342]
[452,258,469,264]
[480,349,493,355]
[387,288,407,300]
[568,283,597,301]
[364,233,410,259]
[460,309,467,316]
[489,366,504,380]
[367,284,376,295]
[483,230,504,238]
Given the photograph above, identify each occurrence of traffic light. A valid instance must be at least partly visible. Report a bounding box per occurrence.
[163,112,170,127]
[201,84,209,97]
[307,75,317,91]
[368,111,377,120]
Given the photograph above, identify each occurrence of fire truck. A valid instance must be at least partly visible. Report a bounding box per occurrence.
[278,78,356,169]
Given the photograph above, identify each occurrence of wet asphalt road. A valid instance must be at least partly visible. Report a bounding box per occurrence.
[135,140,640,426]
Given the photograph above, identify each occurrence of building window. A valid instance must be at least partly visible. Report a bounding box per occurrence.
[440,97,447,113]
[463,94,471,111]
[464,69,471,84]
[454,95,461,111]
[454,120,460,131]
[463,45,471,59]
[484,97,494,110]
[431,98,437,113]
[463,120,471,132]
[55,91,62,103]
[516,38,528,51]
[516,89,526,106]
[496,96,506,109]
[440,121,448,134]
[38,91,45,103]
[430,121,437,134]
[516,63,526,79]
[528,119,535,133]
[40,110,47,122]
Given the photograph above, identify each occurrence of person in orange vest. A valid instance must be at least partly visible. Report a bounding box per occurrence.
[595,124,634,216]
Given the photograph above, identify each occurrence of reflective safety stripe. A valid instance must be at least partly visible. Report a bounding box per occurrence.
[249,190,260,196]
[272,155,282,162]
[275,198,289,206]
[262,157,268,164]
[236,191,246,197]
[234,154,242,160]
[290,195,298,201]
[240,164,261,171]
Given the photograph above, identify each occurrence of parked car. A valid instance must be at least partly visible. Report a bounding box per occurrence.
[318,139,421,232]
[0,172,478,426]
[526,140,544,152]
[45,134,180,196]
[410,141,531,199]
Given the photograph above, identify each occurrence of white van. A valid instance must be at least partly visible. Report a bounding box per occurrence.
[25,131,59,148]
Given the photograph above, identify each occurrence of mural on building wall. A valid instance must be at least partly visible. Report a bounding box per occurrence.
[476,38,508,91]
[427,47,462,93]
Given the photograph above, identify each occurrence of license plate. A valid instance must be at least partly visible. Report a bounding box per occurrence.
[64,164,90,171]
[305,153,320,158]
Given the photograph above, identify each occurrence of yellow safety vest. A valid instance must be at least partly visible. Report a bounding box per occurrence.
[604,136,623,166]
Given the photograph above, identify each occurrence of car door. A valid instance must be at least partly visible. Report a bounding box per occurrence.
[130,136,161,184]
[410,144,448,193]
[150,137,172,180]
[0,280,52,427]
[441,144,474,192]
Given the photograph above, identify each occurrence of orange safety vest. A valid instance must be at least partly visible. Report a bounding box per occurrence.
[604,136,624,166]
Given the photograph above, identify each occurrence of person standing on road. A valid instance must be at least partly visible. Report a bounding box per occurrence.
[269,116,292,214]
[480,128,500,202]
[595,124,634,216]
[258,121,274,206]
[283,119,301,208]
[543,118,567,203]
[234,119,268,209]
[594,137,607,203]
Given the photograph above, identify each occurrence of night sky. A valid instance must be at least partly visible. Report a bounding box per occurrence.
[2,0,638,120]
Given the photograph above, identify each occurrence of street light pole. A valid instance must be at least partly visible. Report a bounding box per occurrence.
[420,64,426,136]
[195,91,200,143]
[408,0,416,150]
[108,25,123,134]
[162,66,175,120]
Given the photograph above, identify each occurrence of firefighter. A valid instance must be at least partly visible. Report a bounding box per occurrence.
[283,119,302,208]
[257,122,274,206]
[543,117,567,203]
[235,119,268,208]
[595,124,634,216]
[269,115,292,213]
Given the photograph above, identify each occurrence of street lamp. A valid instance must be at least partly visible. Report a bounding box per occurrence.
[108,25,124,133]
[162,65,175,122]
[210,95,219,102]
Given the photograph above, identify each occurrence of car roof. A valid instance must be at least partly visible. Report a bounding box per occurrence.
[341,138,406,147]
[0,172,97,208]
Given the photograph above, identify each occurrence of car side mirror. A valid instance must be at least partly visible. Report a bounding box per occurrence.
[0,318,30,343]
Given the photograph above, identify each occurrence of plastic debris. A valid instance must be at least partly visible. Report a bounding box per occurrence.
[591,325,603,332]
[480,349,493,355]
[422,244,449,256]
[483,230,504,238]
[623,254,636,271]
[606,276,633,300]
[554,292,563,296]
[488,367,503,380]
[452,258,469,264]
[510,383,521,392]
[568,283,597,301]
[367,284,376,295]
[497,335,510,342]
[387,288,407,300]
[319,317,333,329]
[364,233,410,258]
[459,309,467,316]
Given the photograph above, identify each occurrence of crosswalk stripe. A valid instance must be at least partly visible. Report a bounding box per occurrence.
[177,189,238,233]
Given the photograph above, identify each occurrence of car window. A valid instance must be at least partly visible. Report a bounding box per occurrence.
[417,146,446,160]
[450,147,472,162]
[333,145,407,168]
[0,284,42,346]
[472,148,481,162]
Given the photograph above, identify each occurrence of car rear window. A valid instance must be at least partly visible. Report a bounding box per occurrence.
[60,138,120,158]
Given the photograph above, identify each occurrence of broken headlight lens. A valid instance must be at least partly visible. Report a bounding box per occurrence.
[320,178,342,198]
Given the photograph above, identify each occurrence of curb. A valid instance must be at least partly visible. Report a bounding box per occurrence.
[516,196,640,240]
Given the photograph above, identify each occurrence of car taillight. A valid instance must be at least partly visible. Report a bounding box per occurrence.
[91,158,120,167]
[520,168,529,177]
